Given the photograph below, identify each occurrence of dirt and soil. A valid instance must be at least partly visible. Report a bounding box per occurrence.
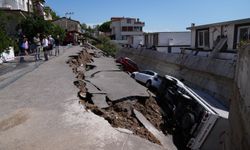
[80,96,165,145]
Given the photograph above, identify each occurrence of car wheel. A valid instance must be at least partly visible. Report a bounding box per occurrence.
[131,74,135,78]
[181,112,195,130]
[146,80,152,88]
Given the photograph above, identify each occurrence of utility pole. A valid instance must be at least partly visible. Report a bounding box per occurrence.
[65,12,74,19]
[65,12,74,30]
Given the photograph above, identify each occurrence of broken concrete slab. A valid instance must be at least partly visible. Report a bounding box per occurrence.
[115,128,133,134]
[85,82,105,94]
[88,71,149,101]
[133,109,177,150]
[85,57,121,77]
[91,94,109,108]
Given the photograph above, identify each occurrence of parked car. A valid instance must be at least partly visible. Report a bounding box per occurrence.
[131,70,162,89]
[116,57,139,73]
[115,57,124,64]
[158,75,229,150]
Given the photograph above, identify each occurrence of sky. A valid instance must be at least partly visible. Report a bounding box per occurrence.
[46,0,250,32]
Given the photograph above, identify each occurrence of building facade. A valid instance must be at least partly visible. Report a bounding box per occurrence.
[110,17,145,47]
[187,18,250,51]
[0,0,32,12]
[144,32,191,53]
[52,17,82,45]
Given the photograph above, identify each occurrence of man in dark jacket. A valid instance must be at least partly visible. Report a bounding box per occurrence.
[54,35,60,56]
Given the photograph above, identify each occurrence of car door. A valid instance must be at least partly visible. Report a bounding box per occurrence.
[136,71,146,82]
[140,71,152,83]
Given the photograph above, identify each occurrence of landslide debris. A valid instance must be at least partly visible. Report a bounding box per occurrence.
[68,45,166,145]
[80,97,164,145]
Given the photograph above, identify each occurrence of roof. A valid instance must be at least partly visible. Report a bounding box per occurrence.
[144,31,190,34]
[52,17,81,25]
[187,18,250,30]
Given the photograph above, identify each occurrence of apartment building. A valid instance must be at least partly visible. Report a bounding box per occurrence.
[110,17,145,47]
[0,0,32,12]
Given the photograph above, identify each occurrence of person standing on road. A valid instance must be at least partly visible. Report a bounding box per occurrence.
[48,35,54,56]
[33,33,42,61]
[42,35,49,61]
[20,36,29,63]
[54,35,60,56]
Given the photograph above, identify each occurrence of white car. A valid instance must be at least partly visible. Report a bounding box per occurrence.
[131,70,162,89]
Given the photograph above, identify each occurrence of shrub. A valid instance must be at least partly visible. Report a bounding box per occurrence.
[95,35,118,57]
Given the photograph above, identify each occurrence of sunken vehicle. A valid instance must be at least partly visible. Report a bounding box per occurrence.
[158,75,229,150]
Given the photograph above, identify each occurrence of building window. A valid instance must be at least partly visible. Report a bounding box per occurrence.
[127,19,131,24]
[122,26,127,31]
[237,26,250,43]
[122,26,133,32]
[128,26,133,31]
[198,30,209,48]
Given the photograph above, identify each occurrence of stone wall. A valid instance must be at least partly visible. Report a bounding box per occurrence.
[229,44,250,150]
[116,48,236,106]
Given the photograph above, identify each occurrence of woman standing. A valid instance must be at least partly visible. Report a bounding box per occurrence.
[20,36,29,63]
[42,35,49,61]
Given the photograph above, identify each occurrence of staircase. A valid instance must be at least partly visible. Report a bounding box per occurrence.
[209,37,227,58]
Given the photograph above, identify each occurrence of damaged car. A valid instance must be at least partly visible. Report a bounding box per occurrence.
[158,75,229,150]
[131,70,162,89]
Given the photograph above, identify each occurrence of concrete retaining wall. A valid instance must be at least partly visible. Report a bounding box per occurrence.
[116,48,236,106]
[229,44,250,150]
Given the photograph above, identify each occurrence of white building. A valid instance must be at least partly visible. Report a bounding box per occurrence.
[0,0,32,12]
[186,18,250,59]
[144,32,191,53]
[110,17,145,48]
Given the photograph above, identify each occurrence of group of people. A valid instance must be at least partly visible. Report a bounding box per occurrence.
[19,33,60,62]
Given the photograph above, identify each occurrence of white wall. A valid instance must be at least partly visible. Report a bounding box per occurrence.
[132,35,144,48]
[111,21,122,40]
[0,0,31,11]
[158,32,191,46]
[209,24,235,50]
[226,24,235,50]
[0,47,15,63]
[191,23,236,50]
[191,30,196,48]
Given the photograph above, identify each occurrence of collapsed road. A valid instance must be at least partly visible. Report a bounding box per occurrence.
[67,43,177,150]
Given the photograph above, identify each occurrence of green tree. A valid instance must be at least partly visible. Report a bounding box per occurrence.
[18,16,65,41]
[0,28,13,53]
[50,24,66,41]
[98,21,111,33]
[81,23,88,30]
[0,12,14,53]
[95,35,118,56]
[44,6,60,20]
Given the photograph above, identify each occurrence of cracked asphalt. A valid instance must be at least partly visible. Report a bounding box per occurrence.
[0,46,165,150]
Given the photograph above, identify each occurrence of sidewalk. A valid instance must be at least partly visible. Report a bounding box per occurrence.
[0,46,165,150]
[0,46,68,90]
